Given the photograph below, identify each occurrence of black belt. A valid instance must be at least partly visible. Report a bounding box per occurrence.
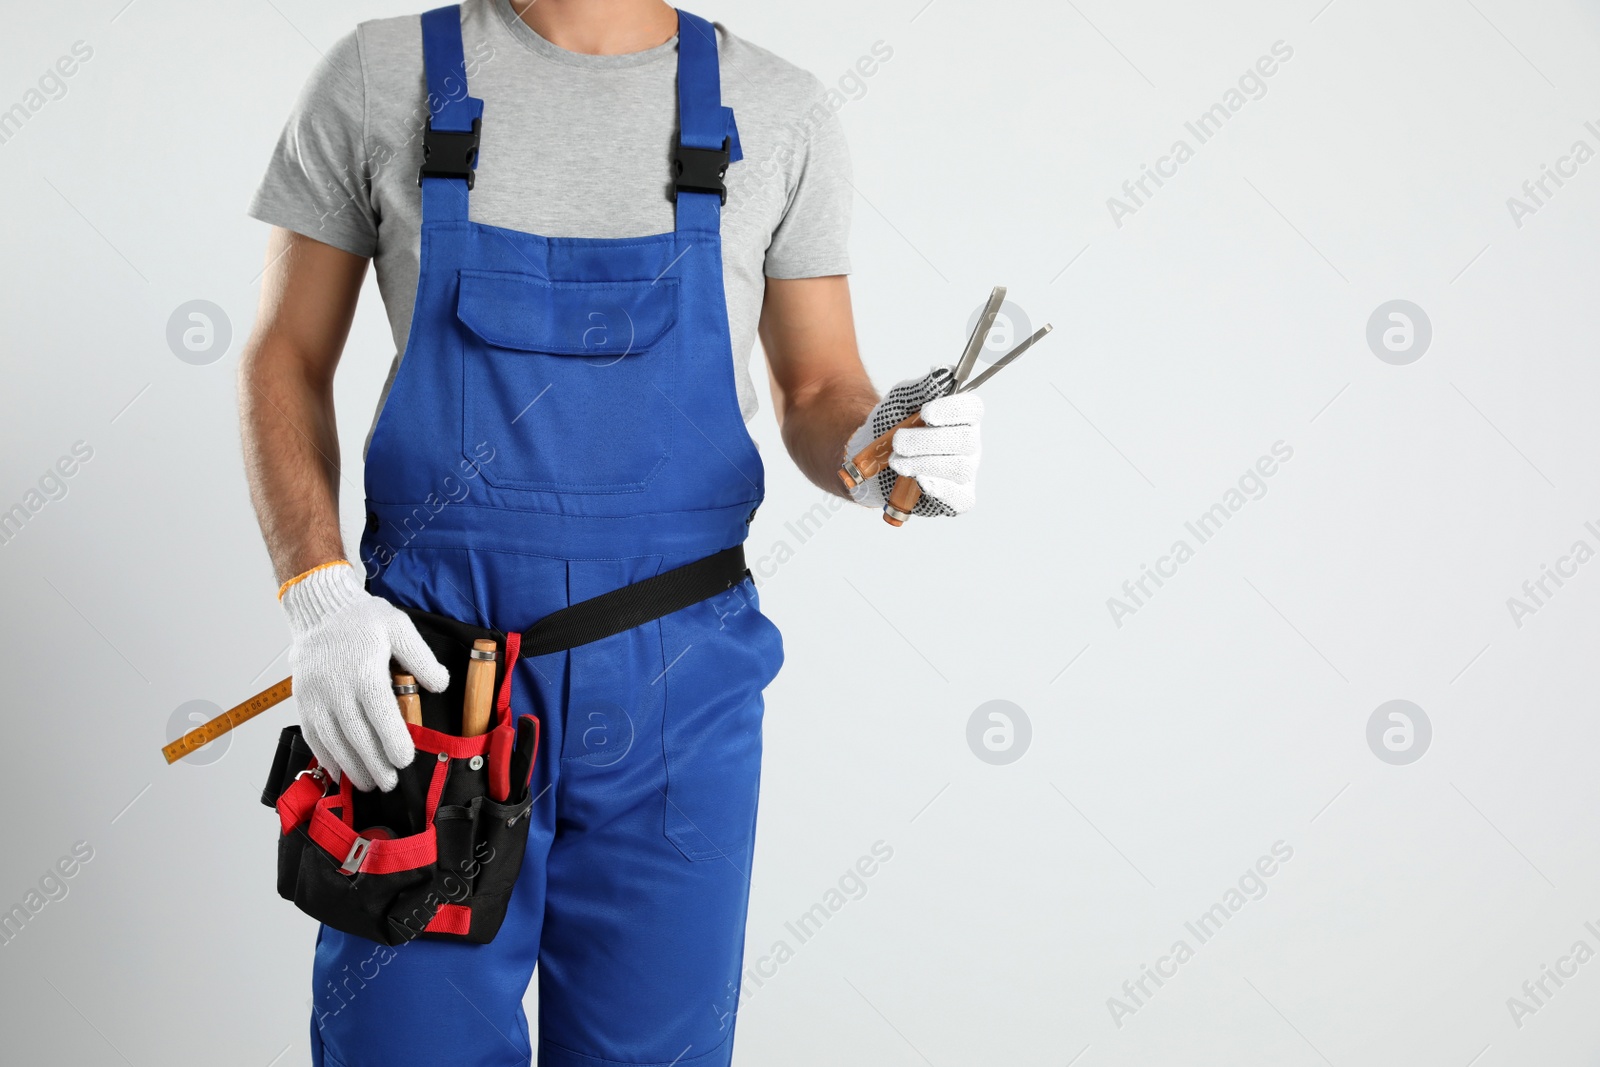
[520,544,750,655]
[399,545,751,658]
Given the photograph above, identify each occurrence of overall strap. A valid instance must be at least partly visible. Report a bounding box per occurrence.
[673,9,739,234]
[419,5,483,224]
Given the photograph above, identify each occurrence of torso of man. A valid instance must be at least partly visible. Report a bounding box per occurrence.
[249,0,852,445]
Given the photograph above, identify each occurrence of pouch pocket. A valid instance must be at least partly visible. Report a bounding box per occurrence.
[473,794,535,898]
[291,843,438,946]
[262,725,315,808]
[436,793,535,900]
[456,271,680,493]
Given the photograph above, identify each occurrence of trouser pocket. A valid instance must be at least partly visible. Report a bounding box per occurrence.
[658,588,777,862]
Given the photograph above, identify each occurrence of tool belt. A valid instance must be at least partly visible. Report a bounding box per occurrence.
[261,545,751,946]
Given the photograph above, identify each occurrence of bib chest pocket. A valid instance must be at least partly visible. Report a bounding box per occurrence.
[456,271,680,493]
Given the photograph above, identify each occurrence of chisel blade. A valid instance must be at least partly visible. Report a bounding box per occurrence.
[958,323,1053,393]
[952,286,1006,391]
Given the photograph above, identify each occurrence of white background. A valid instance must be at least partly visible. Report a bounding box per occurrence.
[3,1,1600,1064]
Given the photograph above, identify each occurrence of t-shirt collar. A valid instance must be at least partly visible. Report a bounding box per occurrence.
[492,0,680,70]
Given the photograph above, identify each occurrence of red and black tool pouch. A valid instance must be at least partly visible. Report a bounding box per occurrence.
[261,608,540,947]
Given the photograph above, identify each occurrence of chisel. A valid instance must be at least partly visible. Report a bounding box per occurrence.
[883,323,1056,527]
[882,323,1052,526]
[837,288,1004,492]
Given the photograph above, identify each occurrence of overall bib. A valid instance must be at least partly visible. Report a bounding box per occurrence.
[312,8,785,1065]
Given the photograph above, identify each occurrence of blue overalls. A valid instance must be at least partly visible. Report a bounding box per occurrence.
[316,8,785,1065]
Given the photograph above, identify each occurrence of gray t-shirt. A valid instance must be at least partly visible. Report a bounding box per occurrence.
[248,0,852,436]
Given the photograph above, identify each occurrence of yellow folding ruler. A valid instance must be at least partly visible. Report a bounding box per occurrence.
[162,677,293,764]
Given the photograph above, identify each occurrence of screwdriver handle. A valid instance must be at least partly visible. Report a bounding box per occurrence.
[883,472,922,526]
[838,412,925,490]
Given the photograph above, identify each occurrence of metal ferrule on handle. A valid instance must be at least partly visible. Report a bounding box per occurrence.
[882,500,915,527]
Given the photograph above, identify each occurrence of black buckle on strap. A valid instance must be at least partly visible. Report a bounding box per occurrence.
[673,137,731,204]
[419,118,481,189]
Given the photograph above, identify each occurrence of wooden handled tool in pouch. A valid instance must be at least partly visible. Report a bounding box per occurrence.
[392,672,423,726]
[460,639,498,737]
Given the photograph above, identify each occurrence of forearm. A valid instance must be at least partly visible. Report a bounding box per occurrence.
[777,375,878,499]
[239,341,347,583]
[758,275,880,500]
[238,229,368,585]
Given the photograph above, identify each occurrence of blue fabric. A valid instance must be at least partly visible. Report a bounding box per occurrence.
[723,107,742,163]
[420,5,482,133]
[313,8,784,1065]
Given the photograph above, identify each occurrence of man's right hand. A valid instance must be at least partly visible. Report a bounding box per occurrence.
[280,561,450,792]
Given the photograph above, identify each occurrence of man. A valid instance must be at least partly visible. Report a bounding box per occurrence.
[240,1,983,1063]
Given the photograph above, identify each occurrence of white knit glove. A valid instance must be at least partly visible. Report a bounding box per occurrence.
[845,366,985,517]
[280,562,450,792]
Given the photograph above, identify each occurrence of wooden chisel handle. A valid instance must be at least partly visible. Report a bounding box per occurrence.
[838,412,925,490]
[461,639,498,737]
[883,472,923,526]
[392,672,423,727]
